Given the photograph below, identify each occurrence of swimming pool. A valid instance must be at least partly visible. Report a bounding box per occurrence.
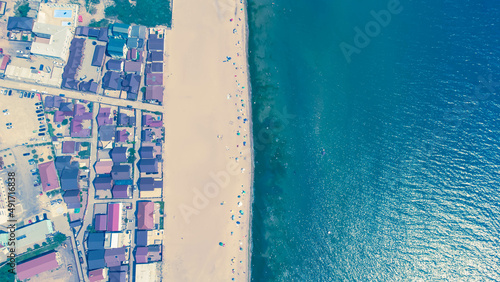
[54,9,72,18]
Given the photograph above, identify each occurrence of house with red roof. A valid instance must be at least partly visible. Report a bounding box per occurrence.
[107,203,122,232]
[17,251,60,280]
[137,201,155,230]
[38,161,60,192]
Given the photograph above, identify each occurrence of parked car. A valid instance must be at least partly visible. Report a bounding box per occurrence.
[19,93,23,98]
[36,110,42,113]
[24,92,28,97]
[37,133,45,136]
[30,93,35,98]
[30,169,36,173]
[35,102,42,106]
[23,153,30,156]
[37,113,44,117]
[8,90,12,96]
[39,128,46,132]
[39,64,44,71]
[6,123,12,126]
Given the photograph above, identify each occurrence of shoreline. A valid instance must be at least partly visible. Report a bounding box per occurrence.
[243,0,255,279]
[163,0,253,280]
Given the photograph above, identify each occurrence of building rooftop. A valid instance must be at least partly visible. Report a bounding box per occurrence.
[145,86,164,103]
[111,147,128,163]
[105,247,127,267]
[87,250,106,270]
[94,176,113,190]
[137,201,155,230]
[95,214,107,231]
[107,203,122,232]
[7,17,33,31]
[16,220,54,250]
[38,161,60,192]
[17,251,59,281]
[32,22,73,61]
[92,45,106,67]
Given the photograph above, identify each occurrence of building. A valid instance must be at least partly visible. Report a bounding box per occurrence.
[6,17,33,31]
[31,23,73,61]
[60,168,79,190]
[111,165,131,180]
[144,86,164,103]
[92,45,106,67]
[95,160,113,174]
[0,55,10,71]
[87,233,105,250]
[94,176,113,190]
[135,263,160,282]
[115,130,130,143]
[99,125,116,141]
[130,25,147,39]
[96,107,112,126]
[146,73,163,86]
[16,252,60,281]
[104,247,127,267]
[139,147,155,159]
[63,190,80,209]
[147,34,164,51]
[95,214,107,231]
[137,201,155,230]
[138,158,158,173]
[107,59,123,71]
[89,268,107,282]
[135,245,161,263]
[87,250,106,270]
[112,185,129,198]
[0,2,6,15]
[142,114,163,127]
[102,71,123,90]
[141,129,154,142]
[62,141,76,154]
[111,147,128,163]
[124,61,141,73]
[107,38,127,59]
[16,220,54,249]
[110,23,129,39]
[147,51,163,62]
[118,113,135,127]
[122,73,141,100]
[79,80,99,93]
[107,203,123,232]
[38,161,60,192]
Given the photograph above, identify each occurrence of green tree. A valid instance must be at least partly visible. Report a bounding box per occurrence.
[16,2,30,17]
[62,119,68,125]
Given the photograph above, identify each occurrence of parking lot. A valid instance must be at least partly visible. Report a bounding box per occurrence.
[0,89,49,148]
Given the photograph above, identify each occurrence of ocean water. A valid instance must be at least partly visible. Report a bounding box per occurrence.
[248,0,500,281]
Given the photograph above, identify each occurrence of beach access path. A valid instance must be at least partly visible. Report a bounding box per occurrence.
[163,0,252,281]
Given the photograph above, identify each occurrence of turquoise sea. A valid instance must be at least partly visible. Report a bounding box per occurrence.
[248,0,500,280]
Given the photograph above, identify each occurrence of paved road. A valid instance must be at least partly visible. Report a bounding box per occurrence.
[74,104,99,282]
[0,79,164,112]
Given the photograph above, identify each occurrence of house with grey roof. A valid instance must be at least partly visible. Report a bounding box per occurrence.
[60,168,79,190]
[138,159,158,173]
[111,147,128,163]
[88,250,106,270]
[99,125,116,141]
[94,176,113,190]
[111,165,131,180]
[102,71,123,90]
[92,45,106,67]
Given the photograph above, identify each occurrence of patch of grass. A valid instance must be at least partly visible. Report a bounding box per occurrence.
[105,0,171,27]
[156,201,164,214]
[159,217,164,230]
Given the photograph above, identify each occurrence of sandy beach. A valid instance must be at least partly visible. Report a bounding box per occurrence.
[163,0,252,281]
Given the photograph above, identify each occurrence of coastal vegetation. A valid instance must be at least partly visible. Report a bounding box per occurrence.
[104,0,171,27]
